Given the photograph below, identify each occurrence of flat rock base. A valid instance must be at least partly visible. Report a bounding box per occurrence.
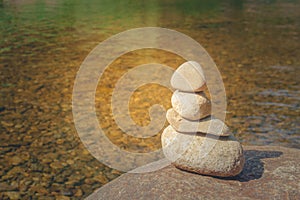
[87,146,300,200]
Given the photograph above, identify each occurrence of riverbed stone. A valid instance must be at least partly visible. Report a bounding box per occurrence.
[171,61,206,92]
[0,182,18,192]
[166,109,230,136]
[171,90,211,120]
[161,125,244,177]
[10,156,23,166]
[3,192,21,199]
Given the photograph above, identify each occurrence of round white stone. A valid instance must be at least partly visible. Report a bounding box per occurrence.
[171,61,206,92]
[171,90,211,120]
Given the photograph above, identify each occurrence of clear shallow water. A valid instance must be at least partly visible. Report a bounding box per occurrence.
[0,0,299,199]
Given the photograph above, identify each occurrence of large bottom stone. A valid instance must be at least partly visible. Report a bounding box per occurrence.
[161,125,244,177]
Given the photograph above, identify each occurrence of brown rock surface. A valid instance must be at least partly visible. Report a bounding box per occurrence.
[87,146,300,200]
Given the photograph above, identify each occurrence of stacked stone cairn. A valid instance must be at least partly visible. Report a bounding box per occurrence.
[161,61,245,177]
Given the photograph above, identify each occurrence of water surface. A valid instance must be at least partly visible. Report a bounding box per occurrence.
[0,0,299,199]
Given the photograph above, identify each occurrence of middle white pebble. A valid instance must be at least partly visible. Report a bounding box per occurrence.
[171,90,211,121]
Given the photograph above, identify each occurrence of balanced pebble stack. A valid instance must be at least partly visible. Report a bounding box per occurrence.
[161,61,245,177]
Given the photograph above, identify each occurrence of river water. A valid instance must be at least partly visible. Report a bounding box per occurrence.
[0,0,299,199]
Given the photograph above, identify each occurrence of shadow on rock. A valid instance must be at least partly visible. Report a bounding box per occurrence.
[222,150,283,182]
